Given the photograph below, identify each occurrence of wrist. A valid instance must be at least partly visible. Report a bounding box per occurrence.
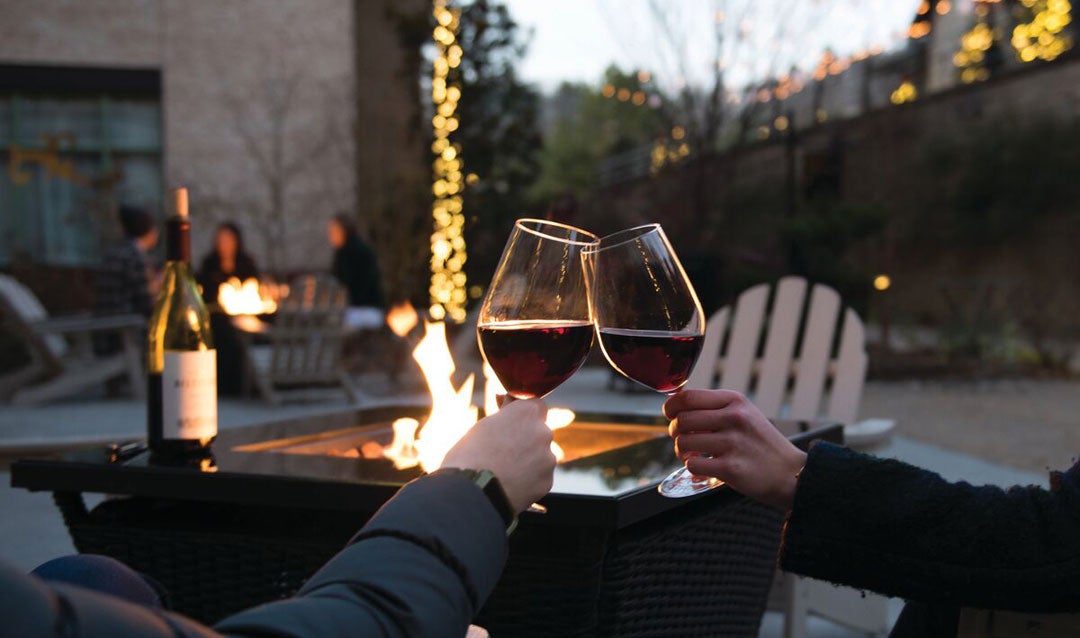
[771,449,807,511]
[437,467,519,535]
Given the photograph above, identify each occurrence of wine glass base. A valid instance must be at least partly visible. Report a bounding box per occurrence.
[658,466,724,498]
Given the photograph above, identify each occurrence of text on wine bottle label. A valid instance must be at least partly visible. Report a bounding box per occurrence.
[162,350,217,440]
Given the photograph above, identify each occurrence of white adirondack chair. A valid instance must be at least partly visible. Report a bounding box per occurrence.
[0,274,146,405]
[687,276,895,638]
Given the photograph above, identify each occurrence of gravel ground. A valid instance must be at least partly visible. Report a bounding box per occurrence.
[861,379,1080,474]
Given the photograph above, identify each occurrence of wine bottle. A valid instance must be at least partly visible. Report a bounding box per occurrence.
[147,187,217,457]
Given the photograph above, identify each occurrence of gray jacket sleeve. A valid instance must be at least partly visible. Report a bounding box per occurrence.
[215,470,508,637]
[1,472,508,638]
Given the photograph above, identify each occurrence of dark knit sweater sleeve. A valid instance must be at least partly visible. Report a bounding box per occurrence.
[779,442,1080,613]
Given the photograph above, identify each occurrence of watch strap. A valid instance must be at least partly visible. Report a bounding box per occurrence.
[440,468,519,535]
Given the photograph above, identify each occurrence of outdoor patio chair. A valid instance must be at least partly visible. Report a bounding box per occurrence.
[241,274,360,405]
[687,275,895,638]
[0,273,145,405]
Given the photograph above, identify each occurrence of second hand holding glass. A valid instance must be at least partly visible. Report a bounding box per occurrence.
[583,224,720,497]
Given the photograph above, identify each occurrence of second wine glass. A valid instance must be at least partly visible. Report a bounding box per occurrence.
[583,224,719,497]
[477,219,598,401]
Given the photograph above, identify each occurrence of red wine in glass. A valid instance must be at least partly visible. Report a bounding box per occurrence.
[598,329,704,394]
[584,224,718,497]
[479,320,594,400]
[478,218,598,404]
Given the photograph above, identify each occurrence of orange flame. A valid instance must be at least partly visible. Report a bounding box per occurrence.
[384,321,478,472]
[386,301,420,337]
[383,321,576,470]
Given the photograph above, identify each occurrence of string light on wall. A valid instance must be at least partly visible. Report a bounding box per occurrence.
[430,0,467,323]
[649,126,691,175]
[599,69,662,109]
[890,80,918,104]
[1011,0,1072,62]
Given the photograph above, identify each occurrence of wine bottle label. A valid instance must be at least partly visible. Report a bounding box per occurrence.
[162,350,217,440]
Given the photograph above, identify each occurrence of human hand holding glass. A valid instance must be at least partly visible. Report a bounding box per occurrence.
[583,224,719,497]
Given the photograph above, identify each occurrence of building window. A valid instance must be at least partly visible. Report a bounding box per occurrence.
[0,65,162,267]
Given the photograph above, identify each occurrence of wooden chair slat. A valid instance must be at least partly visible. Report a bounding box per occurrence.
[687,306,730,390]
[719,283,769,394]
[754,276,808,417]
[789,284,840,421]
[827,308,868,425]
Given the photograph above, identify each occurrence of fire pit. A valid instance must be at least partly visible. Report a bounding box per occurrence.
[14,311,842,635]
[12,406,840,637]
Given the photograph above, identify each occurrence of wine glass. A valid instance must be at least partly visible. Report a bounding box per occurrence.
[583,224,718,497]
[478,219,599,401]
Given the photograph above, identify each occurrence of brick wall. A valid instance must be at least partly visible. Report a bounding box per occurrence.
[0,0,427,278]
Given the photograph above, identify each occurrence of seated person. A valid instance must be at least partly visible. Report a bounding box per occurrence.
[664,389,1080,638]
[197,222,259,304]
[327,214,385,330]
[94,205,159,356]
[197,222,260,395]
[1,399,555,638]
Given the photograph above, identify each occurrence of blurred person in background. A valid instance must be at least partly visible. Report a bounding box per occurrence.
[94,205,160,357]
[327,214,385,330]
[665,389,1080,638]
[197,222,260,396]
[197,222,259,305]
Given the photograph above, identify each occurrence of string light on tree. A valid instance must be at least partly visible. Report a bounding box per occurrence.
[430,0,467,323]
[955,6,998,83]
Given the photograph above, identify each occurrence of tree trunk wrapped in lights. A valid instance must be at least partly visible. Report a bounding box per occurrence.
[430,0,467,323]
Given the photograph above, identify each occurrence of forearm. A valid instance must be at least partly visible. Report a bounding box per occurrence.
[217,472,507,638]
[780,443,1080,612]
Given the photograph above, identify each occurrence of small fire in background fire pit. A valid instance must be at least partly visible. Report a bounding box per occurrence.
[381,320,577,471]
[386,301,420,338]
[218,277,280,316]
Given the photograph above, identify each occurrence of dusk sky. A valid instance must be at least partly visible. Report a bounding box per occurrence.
[503,0,935,92]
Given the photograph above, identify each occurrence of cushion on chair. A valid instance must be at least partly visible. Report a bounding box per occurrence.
[0,274,68,358]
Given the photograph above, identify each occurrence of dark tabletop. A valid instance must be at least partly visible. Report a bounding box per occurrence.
[11,406,842,530]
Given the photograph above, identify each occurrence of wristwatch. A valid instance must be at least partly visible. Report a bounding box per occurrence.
[442,468,519,536]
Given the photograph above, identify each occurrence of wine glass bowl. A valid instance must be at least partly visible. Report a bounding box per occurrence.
[583,224,717,497]
[477,219,599,400]
[584,224,705,395]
